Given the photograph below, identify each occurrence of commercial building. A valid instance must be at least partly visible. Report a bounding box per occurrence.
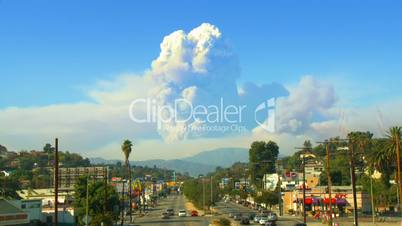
[51,166,109,190]
[282,186,371,215]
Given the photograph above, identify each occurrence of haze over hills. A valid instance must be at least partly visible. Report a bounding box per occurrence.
[90,147,249,176]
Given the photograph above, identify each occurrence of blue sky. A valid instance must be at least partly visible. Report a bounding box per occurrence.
[1,0,402,108]
[1,1,402,159]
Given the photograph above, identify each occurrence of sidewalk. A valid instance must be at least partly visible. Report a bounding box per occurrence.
[306,222,401,226]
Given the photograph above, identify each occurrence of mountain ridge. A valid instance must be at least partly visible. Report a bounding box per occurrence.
[90,147,248,176]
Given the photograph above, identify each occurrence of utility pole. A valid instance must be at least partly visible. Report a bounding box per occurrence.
[54,138,59,226]
[210,176,213,206]
[86,175,89,226]
[277,169,283,216]
[104,167,108,215]
[120,180,125,226]
[325,141,333,224]
[370,170,375,224]
[349,141,359,226]
[202,177,206,212]
[396,136,402,210]
[129,164,132,223]
[294,145,314,224]
[302,155,306,224]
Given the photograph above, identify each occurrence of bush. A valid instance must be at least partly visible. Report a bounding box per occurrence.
[218,218,231,226]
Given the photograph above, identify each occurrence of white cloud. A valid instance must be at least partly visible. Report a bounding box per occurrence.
[1,23,401,160]
[275,75,337,133]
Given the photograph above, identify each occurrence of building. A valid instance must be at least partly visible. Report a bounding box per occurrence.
[51,166,109,190]
[219,178,231,189]
[282,186,371,215]
[0,198,29,226]
[9,199,42,223]
[304,157,324,178]
[262,173,279,191]
[235,178,249,190]
[17,188,72,207]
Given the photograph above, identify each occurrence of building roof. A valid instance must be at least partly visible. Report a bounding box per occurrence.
[0,199,25,214]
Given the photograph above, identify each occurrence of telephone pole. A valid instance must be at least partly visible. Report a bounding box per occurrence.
[326,141,333,224]
[210,176,213,206]
[348,141,359,226]
[336,138,359,226]
[302,156,306,223]
[54,138,59,226]
[295,145,314,224]
[104,167,108,215]
[202,177,206,212]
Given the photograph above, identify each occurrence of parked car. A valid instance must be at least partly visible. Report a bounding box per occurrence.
[166,208,174,216]
[229,212,236,218]
[247,213,256,220]
[234,213,243,221]
[254,215,262,223]
[191,210,198,216]
[178,209,186,217]
[240,216,250,224]
[259,215,269,225]
[265,221,277,226]
[268,213,278,221]
[161,212,170,219]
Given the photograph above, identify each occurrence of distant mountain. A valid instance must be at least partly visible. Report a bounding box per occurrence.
[89,147,249,176]
[133,159,216,177]
[89,157,120,165]
[182,147,248,168]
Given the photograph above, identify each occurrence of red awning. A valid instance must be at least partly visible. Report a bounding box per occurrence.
[304,198,313,205]
[323,198,337,204]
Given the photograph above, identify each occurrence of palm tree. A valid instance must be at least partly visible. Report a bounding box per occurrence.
[386,126,402,208]
[121,139,133,223]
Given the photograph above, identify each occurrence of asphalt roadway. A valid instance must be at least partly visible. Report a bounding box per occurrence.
[214,201,304,226]
[130,195,305,226]
[131,194,210,226]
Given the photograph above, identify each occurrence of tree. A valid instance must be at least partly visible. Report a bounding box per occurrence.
[121,139,133,222]
[73,177,120,225]
[367,138,393,186]
[0,174,20,198]
[259,191,279,210]
[43,143,54,153]
[386,126,402,207]
[249,141,279,185]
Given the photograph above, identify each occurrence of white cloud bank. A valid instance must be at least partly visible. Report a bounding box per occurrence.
[0,23,401,159]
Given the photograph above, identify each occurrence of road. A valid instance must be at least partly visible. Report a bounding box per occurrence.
[132,195,210,226]
[214,201,304,226]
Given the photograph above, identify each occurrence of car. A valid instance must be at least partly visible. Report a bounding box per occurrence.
[229,212,236,218]
[247,213,256,220]
[268,213,278,221]
[259,215,269,225]
[166,208,174,216]
[292,224,307,226]
[233,213,242,221]
[240,216,250,224]
[161,212,170,219]
[178,209,186,217]
[254,215,262,223]
[191,210,198,216]
[265,221,277,226]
